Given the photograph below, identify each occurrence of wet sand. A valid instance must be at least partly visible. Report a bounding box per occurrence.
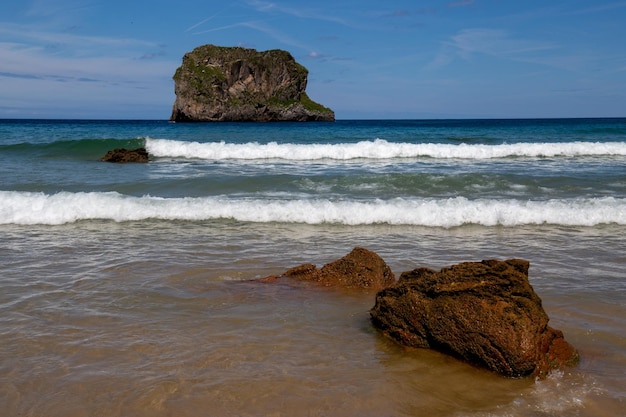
[1,221,624,416]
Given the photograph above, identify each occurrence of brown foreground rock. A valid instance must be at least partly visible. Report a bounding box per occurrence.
[260,247,395,291]
[100,147,149,163]
[370,259,579,378]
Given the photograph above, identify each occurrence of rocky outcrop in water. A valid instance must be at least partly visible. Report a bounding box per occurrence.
[260,247,395,291]
[369,258,579,378]
[170,44,335,122]
[100,147,149,163]
[257,248,578,378]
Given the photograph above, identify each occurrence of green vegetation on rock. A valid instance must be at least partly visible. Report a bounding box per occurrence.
[170,44,335,122]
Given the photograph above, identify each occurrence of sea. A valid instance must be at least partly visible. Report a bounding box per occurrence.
[0,118,624,417]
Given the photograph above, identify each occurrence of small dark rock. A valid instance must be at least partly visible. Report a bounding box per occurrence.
[100,147,149,163]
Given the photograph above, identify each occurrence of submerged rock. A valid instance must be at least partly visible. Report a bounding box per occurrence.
[170,44,335,122]
[260,247,395,291]
[100,147,149,163]
[370,259,579,378]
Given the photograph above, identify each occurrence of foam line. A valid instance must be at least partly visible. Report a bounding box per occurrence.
[1,191,623,227]
[145,138,626,160]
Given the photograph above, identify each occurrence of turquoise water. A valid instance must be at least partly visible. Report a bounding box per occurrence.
[1,118,625,416]
[1,119,625,224]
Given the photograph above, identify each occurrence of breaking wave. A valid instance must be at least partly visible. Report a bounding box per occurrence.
[1,191,624,227]
[145,138,626,160]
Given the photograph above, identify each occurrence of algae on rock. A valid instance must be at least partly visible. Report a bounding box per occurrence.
[170,44,335,122]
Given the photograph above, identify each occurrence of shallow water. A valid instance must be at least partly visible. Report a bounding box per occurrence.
[1,118,625,416]
[1,221,624,416]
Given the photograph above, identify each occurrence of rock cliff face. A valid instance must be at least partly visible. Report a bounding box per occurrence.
[170,44,335,122]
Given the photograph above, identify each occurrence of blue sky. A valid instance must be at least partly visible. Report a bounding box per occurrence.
[1,0,625,119]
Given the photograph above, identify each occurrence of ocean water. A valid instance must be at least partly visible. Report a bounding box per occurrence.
[0,118,624,416]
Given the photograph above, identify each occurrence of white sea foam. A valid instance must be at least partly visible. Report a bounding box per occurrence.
[145,138,626,160]
[1,191,624,226]
[461,371,605,417]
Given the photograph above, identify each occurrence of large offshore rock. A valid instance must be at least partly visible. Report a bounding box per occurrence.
[370,259,579,378]
[170,44,335,122]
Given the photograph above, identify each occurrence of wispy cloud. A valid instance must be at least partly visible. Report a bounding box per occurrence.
[190,22,248,35]
[305,51,351,63]
[567,1,626,14]
[184,4,239,33]
[0,71,100,83]
[426,28,559,70]
[191,19,311,52]
[240,20,312,51]
[0,20,176,114]
[384,9,411,18]
[25,0,95,19]
[449,28,556,57]
[448,0,474,8]
[246,0,349,26]
[424,27,614,76]
[0,34,176,117]
[0,40,173,81]
[0,23,159,57]
[0,71,42,80]
[417,8,437,15]
[185,15,219,33]
[424,49,455,71]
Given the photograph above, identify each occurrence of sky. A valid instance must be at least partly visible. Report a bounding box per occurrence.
[1,0,626,119]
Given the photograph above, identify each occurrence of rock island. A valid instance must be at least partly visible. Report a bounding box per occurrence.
[170,44,335,122]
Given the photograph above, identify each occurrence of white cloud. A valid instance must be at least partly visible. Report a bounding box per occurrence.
[246,0,349,26]
[568,1,626,14]
[449,29,557,58]
[0,40,173,81]
[425,28,560,70]
[25,0,95,20]
[448,0,474,8]
[0,20,177,118]
[0,23,158,58]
